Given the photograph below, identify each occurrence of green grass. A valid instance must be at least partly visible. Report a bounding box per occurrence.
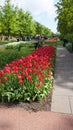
[44,40,63,47]
[0,40,63,69]
[0,40,17,45]
[0,45,35,69]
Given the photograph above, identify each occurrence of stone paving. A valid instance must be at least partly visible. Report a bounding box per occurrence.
[51,45,73,114]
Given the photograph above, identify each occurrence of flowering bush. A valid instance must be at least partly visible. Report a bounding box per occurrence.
[0,46,55,102]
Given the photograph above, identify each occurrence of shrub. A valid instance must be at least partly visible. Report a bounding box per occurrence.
[66,42,72,52]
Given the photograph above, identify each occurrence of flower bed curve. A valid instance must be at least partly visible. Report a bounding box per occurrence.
[45,37,57,43]
[0,46,55,102]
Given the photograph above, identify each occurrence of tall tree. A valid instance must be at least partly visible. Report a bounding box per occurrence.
[0,0,52,38]
[0,0,17,37]
[35,21,52,36]
[56,0,73,42]
[13,9,36,37]
[23,11,36,36]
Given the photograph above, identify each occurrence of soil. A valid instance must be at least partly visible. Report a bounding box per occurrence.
[0,90,52,112]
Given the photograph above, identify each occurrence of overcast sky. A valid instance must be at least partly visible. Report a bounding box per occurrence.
[0,0,59,33]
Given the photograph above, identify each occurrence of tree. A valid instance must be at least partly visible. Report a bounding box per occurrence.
[56,0,73,43]
[23,11,36,36]
[0,0,53,39]
[42,26,52,35]
[0,0,17,37]
[15,8,26,37]
[35,21,52,36]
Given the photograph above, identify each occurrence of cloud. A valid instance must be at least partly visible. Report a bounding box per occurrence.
[0,0,57,17]
[13,0,56,17]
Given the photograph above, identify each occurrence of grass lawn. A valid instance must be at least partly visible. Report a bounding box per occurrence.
[0,44,35,69]
[44,40,63,47]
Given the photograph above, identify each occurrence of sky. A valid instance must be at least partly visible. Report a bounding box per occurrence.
[0,0,59,33]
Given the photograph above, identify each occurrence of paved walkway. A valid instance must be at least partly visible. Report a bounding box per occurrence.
[0,107,73,130]
[51,45,73,114]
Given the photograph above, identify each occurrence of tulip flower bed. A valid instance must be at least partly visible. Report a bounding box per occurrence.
[0,46,55,103]
[45,37,57,43]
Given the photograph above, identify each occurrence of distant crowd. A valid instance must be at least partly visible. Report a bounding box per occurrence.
[0,35,54,42]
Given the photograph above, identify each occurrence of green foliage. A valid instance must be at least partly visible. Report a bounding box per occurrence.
[0,0,17,36]
[0,40,16,45]
[15,9,36,36]
[35,21,52,35]
[44,41,63,47]
[0,45,34,69]
[56,0,73,42]
[0,74,53,102]
[66,42,73,52]
[0,0,52,37]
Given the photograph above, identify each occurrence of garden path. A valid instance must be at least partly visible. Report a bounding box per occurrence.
[51,45,73,114]
[0,107,73,130]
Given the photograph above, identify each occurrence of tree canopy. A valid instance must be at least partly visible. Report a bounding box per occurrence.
[56,0,73,42]
[0,0,52,37]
